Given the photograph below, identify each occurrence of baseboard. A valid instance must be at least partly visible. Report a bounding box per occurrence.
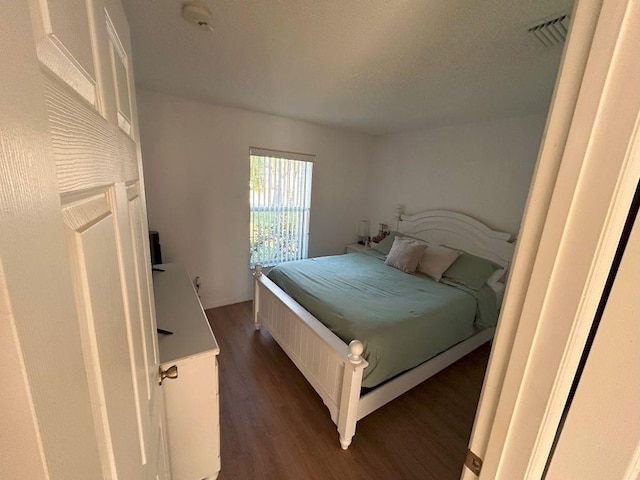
[200,295,251,310]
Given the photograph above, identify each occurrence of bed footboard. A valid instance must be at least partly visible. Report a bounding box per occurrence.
[252,265,368,449]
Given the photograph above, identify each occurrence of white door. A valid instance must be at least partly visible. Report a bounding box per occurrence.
[462,0,640,477]
[0,1,168,479]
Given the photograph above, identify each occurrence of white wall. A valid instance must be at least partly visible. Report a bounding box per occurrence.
[137,89,372,308]
[367,114,547,236]
[138,88,545,308]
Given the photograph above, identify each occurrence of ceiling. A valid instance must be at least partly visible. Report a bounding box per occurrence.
[122,0,574,135]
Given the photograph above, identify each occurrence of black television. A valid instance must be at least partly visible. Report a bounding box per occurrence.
[149,231,162,265]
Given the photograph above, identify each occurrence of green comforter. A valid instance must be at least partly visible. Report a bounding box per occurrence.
[268,252,497,388]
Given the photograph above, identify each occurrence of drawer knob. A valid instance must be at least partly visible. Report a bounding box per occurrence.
[159,365,178,385]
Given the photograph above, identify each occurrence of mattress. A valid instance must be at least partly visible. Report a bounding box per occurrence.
[267,252,497,388]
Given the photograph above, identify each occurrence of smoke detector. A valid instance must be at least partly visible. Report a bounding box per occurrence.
[182,1,213,31]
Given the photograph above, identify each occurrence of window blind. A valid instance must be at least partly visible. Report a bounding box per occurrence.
[249,148,314,267]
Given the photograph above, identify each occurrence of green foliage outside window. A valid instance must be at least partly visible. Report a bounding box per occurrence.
[250,211,306,267]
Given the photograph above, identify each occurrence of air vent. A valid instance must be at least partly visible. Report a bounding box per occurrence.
[528,14,569,47]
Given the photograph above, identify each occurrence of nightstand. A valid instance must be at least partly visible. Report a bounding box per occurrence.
[345,243,371,254]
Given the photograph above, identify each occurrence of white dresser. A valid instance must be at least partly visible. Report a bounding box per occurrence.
[153,263,220,480]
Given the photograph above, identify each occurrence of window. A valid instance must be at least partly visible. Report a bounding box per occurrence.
[249,148,314,267]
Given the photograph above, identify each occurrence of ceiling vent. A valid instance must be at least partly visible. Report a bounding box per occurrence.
[182,1,213,32]
[528,14,569,47]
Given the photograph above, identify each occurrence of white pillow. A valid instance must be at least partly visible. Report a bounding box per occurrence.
[418,245,461,282]
[385,237,426,274]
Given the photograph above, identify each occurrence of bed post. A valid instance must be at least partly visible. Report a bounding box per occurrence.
[337,340,365,450]
[252,264,262,330]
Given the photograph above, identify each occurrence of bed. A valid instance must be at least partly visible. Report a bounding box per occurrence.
[252,209,515,449]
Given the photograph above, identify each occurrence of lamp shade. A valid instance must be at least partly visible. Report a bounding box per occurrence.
[357,220,370,238]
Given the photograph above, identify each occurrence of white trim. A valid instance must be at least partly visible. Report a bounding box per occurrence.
[117,111,132,135]
[36,0,53,33]
[200,295,251,310]
[249,147,316,163]
[36,34,96,105]
[104,9,127,62]
[105,9,133,136]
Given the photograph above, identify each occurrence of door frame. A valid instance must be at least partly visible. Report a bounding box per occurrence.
[464,0,640,477]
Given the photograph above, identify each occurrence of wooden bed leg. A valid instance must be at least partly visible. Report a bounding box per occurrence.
[337,340,365,450]
[252,265,262,330]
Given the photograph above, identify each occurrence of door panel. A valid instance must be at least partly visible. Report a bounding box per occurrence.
[27,0,97,104]
[105,12,133,135]
[62,190,143,478]
[111,183,152,465]
[0,263,49,480]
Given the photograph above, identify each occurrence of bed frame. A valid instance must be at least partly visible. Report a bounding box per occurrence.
[252,209,515,449]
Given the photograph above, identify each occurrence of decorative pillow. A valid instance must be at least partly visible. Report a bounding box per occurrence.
[442,252,501,291]
[372,231,401,255]
[385,237,426,274]
[418,245,461,282]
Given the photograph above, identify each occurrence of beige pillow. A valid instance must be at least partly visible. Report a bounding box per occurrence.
[385,237,426,274]
[419,244,461,281]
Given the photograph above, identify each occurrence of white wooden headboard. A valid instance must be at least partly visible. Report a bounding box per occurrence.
[398,210,515,269]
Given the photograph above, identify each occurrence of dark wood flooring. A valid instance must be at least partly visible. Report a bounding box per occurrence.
[206,301,490,480]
